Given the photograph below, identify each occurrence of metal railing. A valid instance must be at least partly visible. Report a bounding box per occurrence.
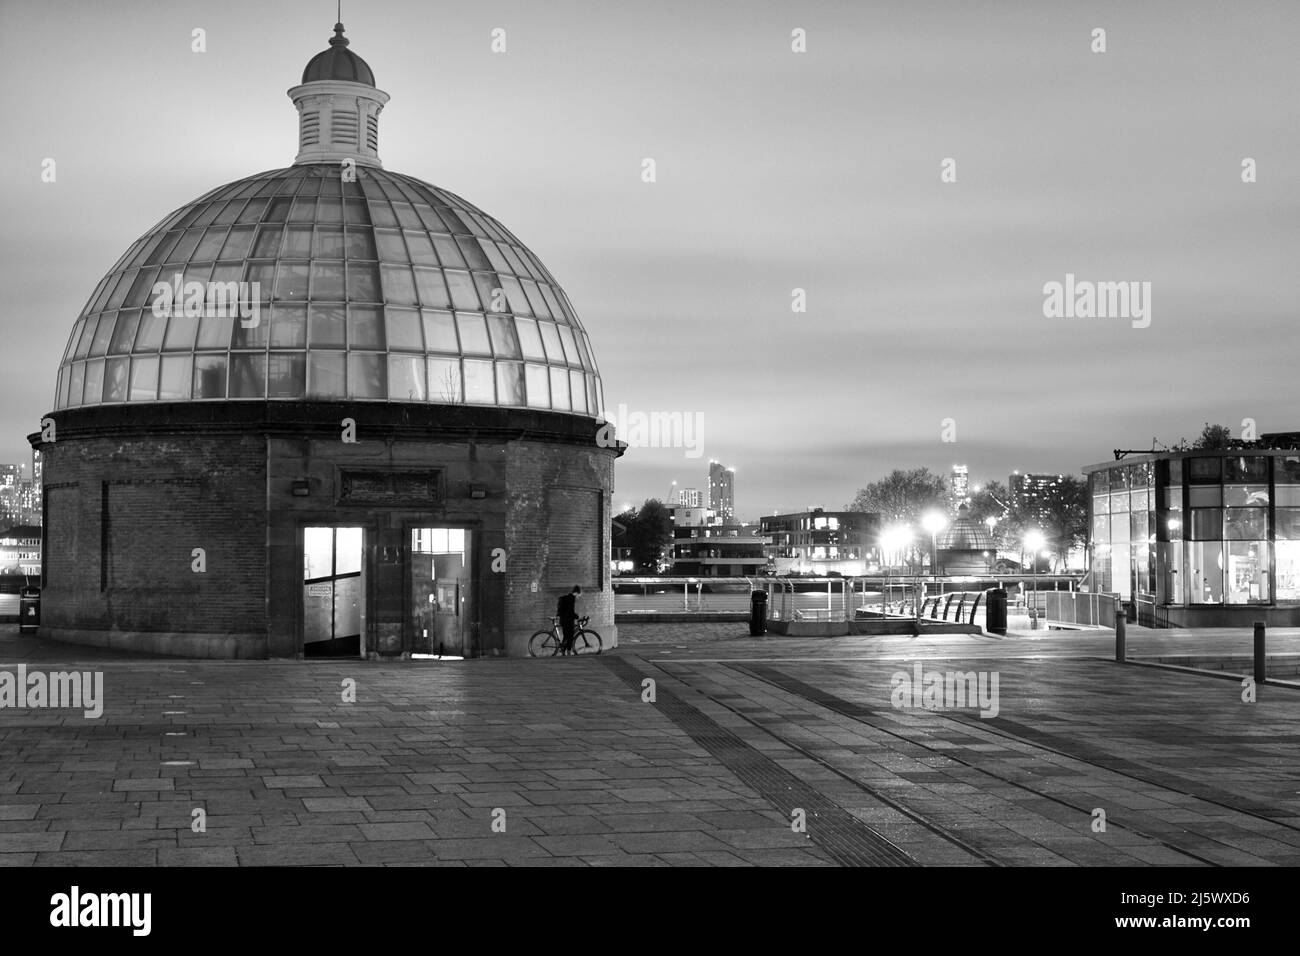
[1042,591,1118,628]
[917,590,987,626]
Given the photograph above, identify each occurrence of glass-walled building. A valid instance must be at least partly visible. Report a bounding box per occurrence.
[1084,448,1300,626]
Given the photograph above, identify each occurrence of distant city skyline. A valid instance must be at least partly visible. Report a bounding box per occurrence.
[3,1,1297,517]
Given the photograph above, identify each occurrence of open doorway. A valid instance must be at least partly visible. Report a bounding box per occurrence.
[303,526,365,658]
[410,527,473,657]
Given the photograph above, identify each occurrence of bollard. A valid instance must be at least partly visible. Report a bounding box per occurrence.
[1254,622,1266,684]
[1115,608,1126,662]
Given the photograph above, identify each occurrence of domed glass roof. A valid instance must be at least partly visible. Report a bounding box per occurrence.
[56,164,603,417]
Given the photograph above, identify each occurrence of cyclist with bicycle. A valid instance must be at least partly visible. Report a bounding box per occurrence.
[556,585,581,655]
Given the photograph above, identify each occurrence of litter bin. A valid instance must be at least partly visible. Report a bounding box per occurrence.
[749,589,767,636]
[985,588,1007,636]
[18,586,40,633]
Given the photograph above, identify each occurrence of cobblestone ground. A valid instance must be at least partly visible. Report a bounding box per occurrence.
[2,622,1299,866]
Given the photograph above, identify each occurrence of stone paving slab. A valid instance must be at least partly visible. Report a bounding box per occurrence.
[2,622,1300,865]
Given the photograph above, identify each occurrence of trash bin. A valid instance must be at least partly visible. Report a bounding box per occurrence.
[749,589,767,636]
[18,586,40,633]
[985,588,1007,636]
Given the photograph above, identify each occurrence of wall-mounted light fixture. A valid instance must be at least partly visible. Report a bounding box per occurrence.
[291,479,311,497]
[470,486,487,499]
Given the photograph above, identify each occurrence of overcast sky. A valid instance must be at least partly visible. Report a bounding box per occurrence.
[2,0,1297,520]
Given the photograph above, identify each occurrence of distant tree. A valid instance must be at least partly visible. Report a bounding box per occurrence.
[622,498,673,573]
[847,468,948,525]
[1032,475,1089,572]
[1192,423,1233,450]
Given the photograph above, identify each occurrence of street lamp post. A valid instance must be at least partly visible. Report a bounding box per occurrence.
[922,512,948,599]
[1023,529,1045,628]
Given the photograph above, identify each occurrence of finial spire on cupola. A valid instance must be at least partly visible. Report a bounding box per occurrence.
[288,19,389,168]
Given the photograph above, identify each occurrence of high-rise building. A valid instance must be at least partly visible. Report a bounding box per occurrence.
[0,465,23,526]
[708,461,735,522]
[673,486,703,508]
[1010,472,1065,524]
[949,464,969,504]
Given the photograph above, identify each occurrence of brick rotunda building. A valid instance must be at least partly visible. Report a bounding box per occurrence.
[30,23,620,659]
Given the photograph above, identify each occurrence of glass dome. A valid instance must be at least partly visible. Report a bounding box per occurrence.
[56,164,604,418]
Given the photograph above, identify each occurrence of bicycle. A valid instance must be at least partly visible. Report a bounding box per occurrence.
[528,615,603,657]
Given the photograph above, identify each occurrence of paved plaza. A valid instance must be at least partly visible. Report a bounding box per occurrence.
[2,622,1299,866]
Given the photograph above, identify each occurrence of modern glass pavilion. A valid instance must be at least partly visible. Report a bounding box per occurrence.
[32,22,619,659]
[1084,447,1300,626]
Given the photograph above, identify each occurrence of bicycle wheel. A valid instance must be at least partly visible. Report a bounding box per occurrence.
[528,630,559,657]
[571,628,602,655]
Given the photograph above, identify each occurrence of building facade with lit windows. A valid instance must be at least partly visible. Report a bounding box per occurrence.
[760,509,881,576]
[708,462,735,522]
[29,22,619,659]
[1084,443,1300,626]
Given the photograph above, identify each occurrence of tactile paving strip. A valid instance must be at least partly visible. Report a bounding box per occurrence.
[601,656,916,867]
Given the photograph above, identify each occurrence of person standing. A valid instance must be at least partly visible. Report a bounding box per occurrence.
[557,585,581,655]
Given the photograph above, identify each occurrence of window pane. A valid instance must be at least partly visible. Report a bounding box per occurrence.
[1273,507,1300,540]
[538,321,564,363]
[375,229,408,261]
[548,365,570,411]
[309,304,347,348]
[196,314,234,350]
[522,278,551,319]
[127,267,162,309]
[311,261,345,300]
[1188,486,1221,508]
[385,308,423,351]
[445,271,480,310]
[1165,514,1183,540]
[387,354,426,401]
[1188,457,1221,483]
[487,314,520,358]
[1277,541,1300,600]
[1224,484,1268,507]
[558,325,581,366]
[307,351,346,398]
[193,354,228,398]
[1224,508,1267,540]
[457,236,493,270]
[569,370,588,412]
[1226,541,1268,603]
[348,353,386,398]
[411,268,450,308]
[421,310,458,353]
[270,304,307,348]
[1224,456,1268,482]
[1189,509,1222,540]
[134,311,166,352]
[427,357,461,402]
[496,361,524,405]
[1187,542,1223,604]
[515,318,545,360]
[1160,487,1181,511]
[268,352,306,398]
[455,313,491,355]
[498,275,532,316]
[193,227,228,261]
[381,264,418,305]
[229,353,266,397]
[405,232,437,266]
[433,236,465,269]
[221,224,256,259]
[158,355,192,400]
[348,306,384,349]
[463,359,495,403]
[104,357,130,402]
[109,311,141,354]
[89,313,116,356]
[129,355,159,401]
[1278,457,1300,484]
[68,362,85,405]
[162,314,199,351]
[314,224,345,258]
[275,262,310,300]
[347,262,380,300]
[344,227,377,259]
[1109,492,1129,514]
